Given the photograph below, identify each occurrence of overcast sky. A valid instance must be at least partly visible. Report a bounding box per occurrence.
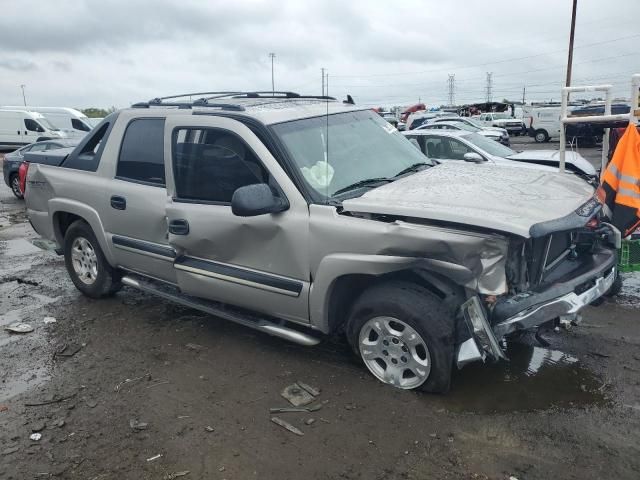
[1,0,638,110]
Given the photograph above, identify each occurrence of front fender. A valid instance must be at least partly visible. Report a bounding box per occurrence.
[309,253,475,333]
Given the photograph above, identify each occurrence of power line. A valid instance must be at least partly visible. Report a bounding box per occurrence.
[330,33,640,79]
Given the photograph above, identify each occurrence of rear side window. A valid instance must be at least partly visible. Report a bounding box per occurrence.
[116,119,165,186]
[71,118,91,132]
[172,127,268,203]
[61,115,115,172]
[24,119,44,132]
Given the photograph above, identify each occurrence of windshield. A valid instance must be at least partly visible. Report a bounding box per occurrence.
[464,133,515,157]
[452,122,479,132]
[272,110,434,200]
[36,117,60,131]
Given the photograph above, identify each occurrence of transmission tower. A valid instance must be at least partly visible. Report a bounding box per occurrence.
[486,72,493,103]
[447,74,455,106]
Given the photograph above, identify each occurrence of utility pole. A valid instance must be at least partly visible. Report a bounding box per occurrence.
[268,53,276,94]
[447,74,456,106]
[522,86,526,105]
[20,84,26,106]
[485,72,493,103]
[321,68,325,96]
[565,0,578,87]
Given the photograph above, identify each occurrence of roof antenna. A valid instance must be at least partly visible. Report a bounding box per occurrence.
[343,94,355,105]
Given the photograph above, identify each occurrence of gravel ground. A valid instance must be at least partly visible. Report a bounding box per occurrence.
[1,141,639,479]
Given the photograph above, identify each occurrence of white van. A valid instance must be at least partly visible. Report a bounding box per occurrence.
[522,105,562,143]
[0,110,67,146]
[0,106,92,139]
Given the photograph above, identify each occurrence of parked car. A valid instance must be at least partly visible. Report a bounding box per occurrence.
[426,116,508,136]
[2,139,78,198]
[24,92,618,392]
[379,111,398,127]
[473,112,526,136]
[0,106,93,140]
[406,110,447,130]
[403,130,596,179]
[415,120,510,146]
[0,109,67,147]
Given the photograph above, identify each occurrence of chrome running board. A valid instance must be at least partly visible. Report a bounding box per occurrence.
[121,274,321,347]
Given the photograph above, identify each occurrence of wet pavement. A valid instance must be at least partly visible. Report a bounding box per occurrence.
[1,147,640,479]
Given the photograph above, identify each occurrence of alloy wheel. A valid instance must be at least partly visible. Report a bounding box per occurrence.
[71,237,99,285]
[358,316,431,389]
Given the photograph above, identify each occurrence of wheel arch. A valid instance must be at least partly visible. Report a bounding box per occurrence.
[310,253,471,334]
[50,199,115,266]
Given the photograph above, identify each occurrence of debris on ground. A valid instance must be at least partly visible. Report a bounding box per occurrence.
[31,421,46,432]
[43,316,57,324]
[185,343,204,351]
[280,383,316,407]
[29,433,42,441]
[304,418,315,425]
[204,426,214,432]
[54,343,83,358]
[114,373,152,392]
[297,381,321,397]
[164,471,190,480]
[271,416,304,436]
[146,454,163,462]
[85,399,98,408]
[269,404,322,414]
[4,322,34,334]
[0,405,8,412]
[129,419,148,431]
[24,392,76,407]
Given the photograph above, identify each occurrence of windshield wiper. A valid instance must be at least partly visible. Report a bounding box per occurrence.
[332,177,393,196]
[393,162,431,178]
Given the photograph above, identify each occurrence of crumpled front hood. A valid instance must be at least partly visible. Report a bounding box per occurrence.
[506,150,596,176]
[341,162,595,237]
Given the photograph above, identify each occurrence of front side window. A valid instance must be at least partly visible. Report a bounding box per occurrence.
[71,118,91,132]
[24,119,44,132]
[29,143,48,152]
[272,110,433,200]
[172,128,268,203]
[116,118,165,186]
[464,133,516,157]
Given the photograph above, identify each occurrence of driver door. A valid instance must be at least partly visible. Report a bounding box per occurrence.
[163,115,311,324]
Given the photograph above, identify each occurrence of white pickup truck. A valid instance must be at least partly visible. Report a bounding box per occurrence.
[474,112,526,136]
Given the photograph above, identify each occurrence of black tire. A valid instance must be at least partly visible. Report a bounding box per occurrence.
[604,272,623,298]
[9,173,23,199]
[63,220,121,298]
[534,129,549,143]
[346,281,454,393]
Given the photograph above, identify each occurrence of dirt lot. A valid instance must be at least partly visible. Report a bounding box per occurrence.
[1,140,640,479]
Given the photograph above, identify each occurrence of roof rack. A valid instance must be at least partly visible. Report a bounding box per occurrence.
[131,91,337,110]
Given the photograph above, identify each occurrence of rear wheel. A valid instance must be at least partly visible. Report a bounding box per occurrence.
[534,129,549,143]
[64,220,121,298]
[9,174,23,199]
[346,281,454,392]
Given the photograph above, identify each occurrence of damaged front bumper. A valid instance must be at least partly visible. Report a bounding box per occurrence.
[456,246,617,368]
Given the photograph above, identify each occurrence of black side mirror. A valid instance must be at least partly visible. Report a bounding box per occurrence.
[231,183,289,217]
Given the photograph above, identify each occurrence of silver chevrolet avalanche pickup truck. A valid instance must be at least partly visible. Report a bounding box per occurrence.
[23,92,620,392]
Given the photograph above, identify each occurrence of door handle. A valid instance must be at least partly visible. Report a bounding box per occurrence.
[110,195,127,210]
[168,219,189,235]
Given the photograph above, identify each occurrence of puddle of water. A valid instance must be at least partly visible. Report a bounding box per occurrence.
[617,272,640,308]
[0,238,42,256]
[0,363,51,403]
[440,343,608,414]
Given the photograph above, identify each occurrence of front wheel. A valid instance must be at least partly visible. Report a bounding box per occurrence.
[346,281,454,392]
[64,220,121,298]
[9,174,23,199]
[534,129,549,143]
